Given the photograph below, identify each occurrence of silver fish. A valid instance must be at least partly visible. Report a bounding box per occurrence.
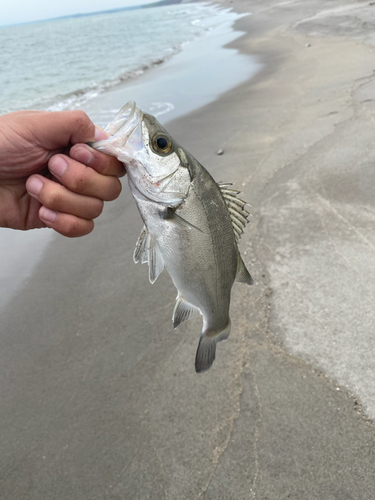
[91,101,253,372]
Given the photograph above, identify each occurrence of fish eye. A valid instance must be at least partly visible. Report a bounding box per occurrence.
[153,134,172,154]
[157,137,168,149]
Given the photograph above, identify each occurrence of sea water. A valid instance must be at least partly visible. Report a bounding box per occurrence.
[0,2,242,115]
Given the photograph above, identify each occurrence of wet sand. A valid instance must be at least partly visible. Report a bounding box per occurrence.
[1,0,375,498]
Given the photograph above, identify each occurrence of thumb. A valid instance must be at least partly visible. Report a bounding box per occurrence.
[31,110,108,148]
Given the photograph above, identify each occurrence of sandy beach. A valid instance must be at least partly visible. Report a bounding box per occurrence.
[1,0,375,497]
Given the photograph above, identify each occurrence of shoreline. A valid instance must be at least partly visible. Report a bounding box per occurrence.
[81,3,259,127]
[2,0,375,497]
[1,3,247,116]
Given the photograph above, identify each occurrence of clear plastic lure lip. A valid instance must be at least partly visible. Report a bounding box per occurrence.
[88,101,143,155]
[105,100,139,136]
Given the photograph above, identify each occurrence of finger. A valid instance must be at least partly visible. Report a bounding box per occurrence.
[26,110,108,149]
[26,174,103,220]
[48,154,122,202]
[39,207,95,238]
[69,144,126,177]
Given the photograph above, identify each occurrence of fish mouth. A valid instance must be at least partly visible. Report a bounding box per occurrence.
[90,101,189,205]
[89,101,143,156]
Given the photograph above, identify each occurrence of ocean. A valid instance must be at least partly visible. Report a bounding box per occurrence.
[0,2,247,117]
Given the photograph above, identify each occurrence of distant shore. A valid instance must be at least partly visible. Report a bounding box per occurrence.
[1,0,191,28]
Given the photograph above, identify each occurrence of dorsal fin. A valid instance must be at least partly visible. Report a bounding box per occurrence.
[218,182,251,240]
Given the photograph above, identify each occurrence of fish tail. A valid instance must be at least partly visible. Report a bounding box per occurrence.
[195,320,231,373]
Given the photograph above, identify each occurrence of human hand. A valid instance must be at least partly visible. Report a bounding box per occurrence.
[0,110,125,237]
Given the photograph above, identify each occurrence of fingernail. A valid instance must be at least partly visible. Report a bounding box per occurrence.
[39,207,57,223]
[49,156,68,177]
[94,127,108,141]
[72,146,93,165]
[27,177,43,196]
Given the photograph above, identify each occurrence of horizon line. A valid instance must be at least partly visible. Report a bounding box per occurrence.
[1,0,187,28]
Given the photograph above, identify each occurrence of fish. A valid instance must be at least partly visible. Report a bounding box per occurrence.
[90,101,253,372]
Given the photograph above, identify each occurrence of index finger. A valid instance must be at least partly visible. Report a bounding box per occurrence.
[69,144,126,177]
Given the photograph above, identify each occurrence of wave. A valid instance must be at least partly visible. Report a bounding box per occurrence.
[0,2,231,116]
[45,50,181,113]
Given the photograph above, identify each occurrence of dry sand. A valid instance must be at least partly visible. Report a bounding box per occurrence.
[1,0,375,498]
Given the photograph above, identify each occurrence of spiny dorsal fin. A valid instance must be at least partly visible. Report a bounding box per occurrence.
[172,296,201,329]
[218,182,251,240]
[236,253,254,285]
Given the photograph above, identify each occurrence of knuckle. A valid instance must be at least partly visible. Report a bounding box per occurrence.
[70,109,89,128]
[70,170,89,193]
[65,218,80,236]
[64,217,92,238]
[91,152,110,174]
[42,186,62,208]
[94,153,122,176]
[115,179,123,197]
[106,179,122,201]
[104,155,118,172]
[92,200,104,218]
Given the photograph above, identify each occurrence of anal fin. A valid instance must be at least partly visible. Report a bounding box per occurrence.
[172,296,201,329]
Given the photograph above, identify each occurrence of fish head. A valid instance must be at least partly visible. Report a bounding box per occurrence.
[91,101,191,205]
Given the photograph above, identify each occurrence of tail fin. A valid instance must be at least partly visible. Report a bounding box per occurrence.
[195,321,231,373]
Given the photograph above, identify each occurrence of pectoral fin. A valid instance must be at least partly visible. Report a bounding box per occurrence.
[133,226,165,284]
[133,226,149,264]
[163,207,206,235]
[148,234,165,284]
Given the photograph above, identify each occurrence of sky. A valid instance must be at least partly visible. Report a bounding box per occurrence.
[1,0,155,27]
